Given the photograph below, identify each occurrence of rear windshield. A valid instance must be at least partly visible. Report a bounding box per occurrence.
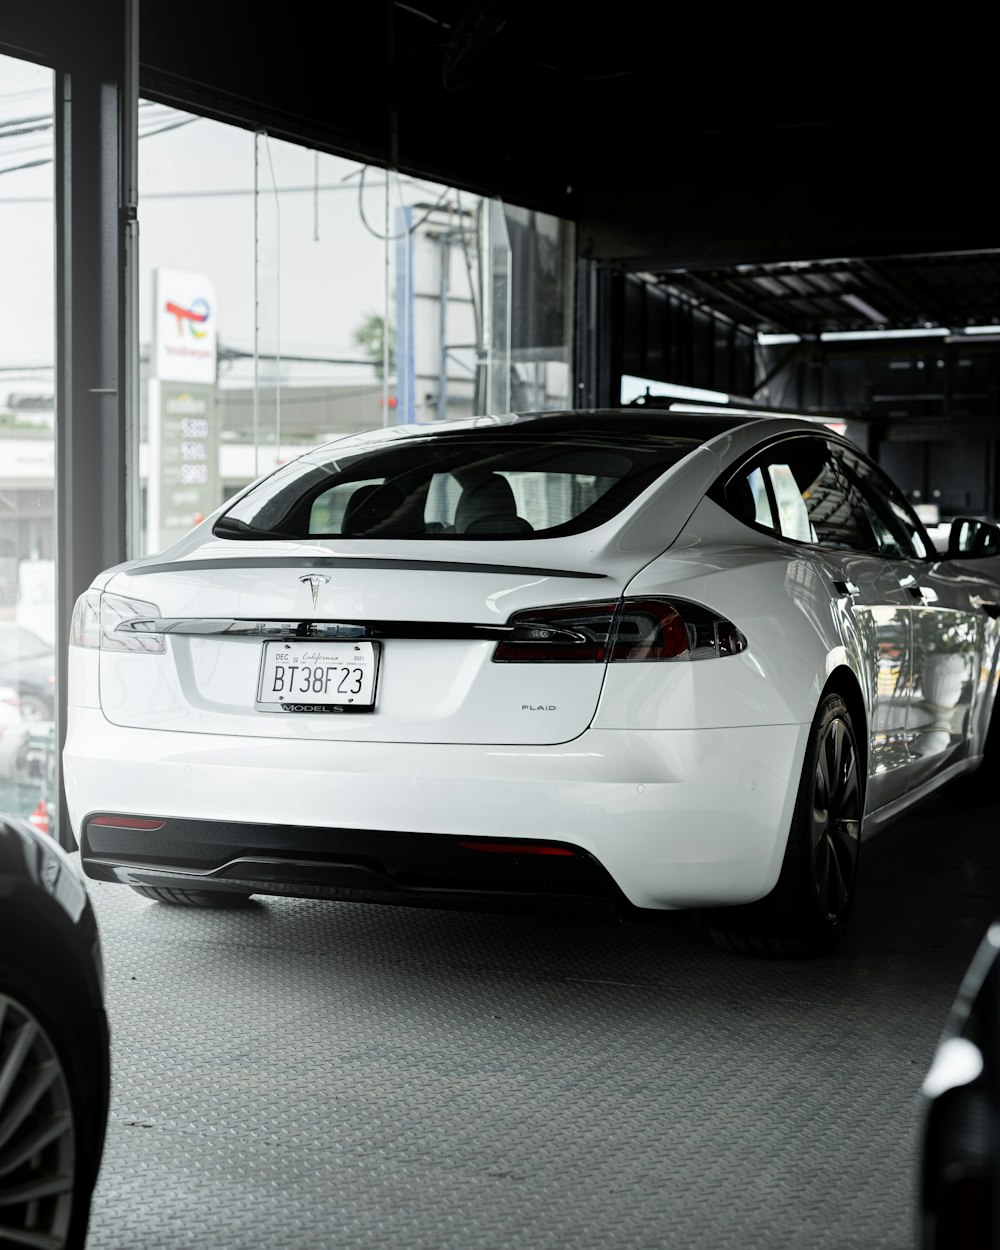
[214,430,701,541]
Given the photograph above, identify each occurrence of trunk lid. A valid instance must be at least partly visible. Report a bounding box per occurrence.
[99,539,635,745]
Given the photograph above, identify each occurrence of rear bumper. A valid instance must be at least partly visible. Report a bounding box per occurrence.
[81,817,629,919]
[64,707,810,911]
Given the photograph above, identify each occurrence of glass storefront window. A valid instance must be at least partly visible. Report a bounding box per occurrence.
[0,55,58,834]
[136,103,575,558]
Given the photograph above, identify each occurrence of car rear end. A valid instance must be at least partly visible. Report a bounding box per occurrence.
[64,411,814,915]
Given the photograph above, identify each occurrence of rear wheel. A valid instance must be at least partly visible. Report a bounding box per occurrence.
[129,885,255,908]
[705,691,862,957]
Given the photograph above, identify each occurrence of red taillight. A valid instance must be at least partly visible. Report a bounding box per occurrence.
[457,840,575,856]
[89,814,166,830]
[611,599,690,661]
[492,597,747,664]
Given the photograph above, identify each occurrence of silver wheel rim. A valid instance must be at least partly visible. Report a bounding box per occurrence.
[0,992,76,1249]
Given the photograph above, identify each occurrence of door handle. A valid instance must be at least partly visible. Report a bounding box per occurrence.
[830,577,865,597]
[833,579,860,597]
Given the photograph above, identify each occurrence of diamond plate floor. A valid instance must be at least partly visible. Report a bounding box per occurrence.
[80,777,1000,1250]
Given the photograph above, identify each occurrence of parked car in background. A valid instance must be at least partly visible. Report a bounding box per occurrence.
[920,921,999,1248]
[0,810,111,1249]
[64,408,1000,957]
[0,621,56,721]
[0,684,29,781]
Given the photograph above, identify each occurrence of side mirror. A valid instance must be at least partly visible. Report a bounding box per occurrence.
[947,517,1000,559]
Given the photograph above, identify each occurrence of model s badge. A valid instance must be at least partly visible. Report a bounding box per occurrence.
[299,574,331,608]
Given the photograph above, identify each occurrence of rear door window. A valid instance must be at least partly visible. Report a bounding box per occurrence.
[721,436,877,552]
[833,449,931,560]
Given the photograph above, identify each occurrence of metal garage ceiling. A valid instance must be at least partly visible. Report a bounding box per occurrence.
[643,252,1000,339]
[130,2,1000,343]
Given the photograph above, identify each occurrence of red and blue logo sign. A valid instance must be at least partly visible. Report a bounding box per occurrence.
[165,298,210,338]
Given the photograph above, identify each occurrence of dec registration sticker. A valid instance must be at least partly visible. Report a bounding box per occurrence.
[256,640,380,713]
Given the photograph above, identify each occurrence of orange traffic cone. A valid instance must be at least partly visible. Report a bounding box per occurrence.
[28,798,49,836]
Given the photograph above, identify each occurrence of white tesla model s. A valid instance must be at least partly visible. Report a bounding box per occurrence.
[64,409,1000,956]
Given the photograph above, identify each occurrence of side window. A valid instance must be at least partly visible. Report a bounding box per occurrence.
[767,461,814,542]
[747,466,775,528]
[723,438,876,551]
[836,450,930,560]
[724,463,777,531]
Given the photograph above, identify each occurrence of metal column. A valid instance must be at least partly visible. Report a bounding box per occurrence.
[53,1,134,850]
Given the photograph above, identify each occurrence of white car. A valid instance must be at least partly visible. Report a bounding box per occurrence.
[63,409,1000,956]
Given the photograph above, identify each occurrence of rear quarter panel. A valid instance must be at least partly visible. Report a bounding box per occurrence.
[593,497,868,733]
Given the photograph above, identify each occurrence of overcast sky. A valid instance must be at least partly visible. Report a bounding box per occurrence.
[0,52,472,396]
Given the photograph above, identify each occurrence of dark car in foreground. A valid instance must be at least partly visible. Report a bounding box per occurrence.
[921,921,1000,1248]
[0,811,110,1249]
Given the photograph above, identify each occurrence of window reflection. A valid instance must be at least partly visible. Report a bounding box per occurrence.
[0,55,57,834]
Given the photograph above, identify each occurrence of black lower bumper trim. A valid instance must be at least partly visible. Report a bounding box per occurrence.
[80,815,629,919]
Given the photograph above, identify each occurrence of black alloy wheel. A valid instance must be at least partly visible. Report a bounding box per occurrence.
[808,705,861,929]
[705,691,863,958]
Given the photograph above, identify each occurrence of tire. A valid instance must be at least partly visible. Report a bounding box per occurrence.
[129,884,255,907]
[0,976,103,1250]
[704,691,863,957]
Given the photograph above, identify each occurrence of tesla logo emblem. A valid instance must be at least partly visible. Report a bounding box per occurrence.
[299,574,331,608]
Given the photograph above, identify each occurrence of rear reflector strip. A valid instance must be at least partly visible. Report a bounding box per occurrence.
[457,840,575,856]
[89,815,166,831]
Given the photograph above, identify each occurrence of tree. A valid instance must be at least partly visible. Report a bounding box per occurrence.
[352,311,395,379]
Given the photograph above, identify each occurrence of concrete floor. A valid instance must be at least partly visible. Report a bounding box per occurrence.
[81,777,1000,1249]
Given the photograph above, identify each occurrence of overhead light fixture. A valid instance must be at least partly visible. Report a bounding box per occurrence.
[962,324,1000,335]
[620,375,729,404]
[840,293,889,323]
[820,328,950,342]
[757,333,801,346]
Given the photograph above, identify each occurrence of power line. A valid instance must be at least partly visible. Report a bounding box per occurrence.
[0,115,200,179]
[0,113,52,133]
[0,157,50,178]
[0,179,404,204]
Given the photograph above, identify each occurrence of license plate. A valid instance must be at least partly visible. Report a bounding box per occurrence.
[256,640,380,713]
